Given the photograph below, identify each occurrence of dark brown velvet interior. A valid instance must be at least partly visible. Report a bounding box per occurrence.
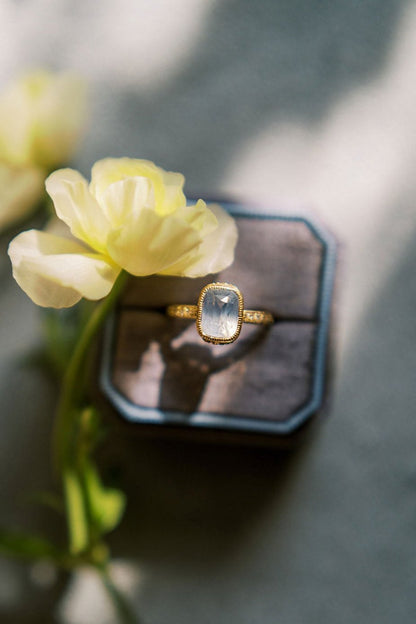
[110,217,323,422]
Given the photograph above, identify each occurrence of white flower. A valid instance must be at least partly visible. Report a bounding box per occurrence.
[0,70,87,169]
[0,70,87,231]
[8,158,238,308]
[0,163,44,231]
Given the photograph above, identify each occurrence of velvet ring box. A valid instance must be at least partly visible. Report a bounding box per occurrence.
[99,199,337,445]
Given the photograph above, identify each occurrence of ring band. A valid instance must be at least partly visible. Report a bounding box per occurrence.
[167,282,274,345]
[166,305,274,324]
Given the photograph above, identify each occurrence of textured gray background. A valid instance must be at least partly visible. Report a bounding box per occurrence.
[1,1,416,622]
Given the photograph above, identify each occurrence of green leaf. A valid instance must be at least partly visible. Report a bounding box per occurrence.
[64,467,89,555]
[0,528,62,562]
[77,406,103,458]
[83,460,126,536]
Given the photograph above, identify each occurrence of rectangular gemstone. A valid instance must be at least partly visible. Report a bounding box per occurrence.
[200,286,240,340]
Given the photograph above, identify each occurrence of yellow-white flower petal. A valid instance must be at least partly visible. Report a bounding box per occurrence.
[173,199,218,235]
[10,157,238,309]
[0,71,87,169]
[106,206,203,276]
[159,169,187,215]
[45,169,110,253]
[44,216,79,240]
[0,163,44,232]
[29,73,87,169]
[100,176,155,229]
[90,157,185,216]
[161,203,238,277]
[99,179,222,275]
[8,230,119,308]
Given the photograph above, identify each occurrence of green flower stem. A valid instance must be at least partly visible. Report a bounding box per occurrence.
[53,270,128,474]
[99,566,141,624]
[49,269,139,623]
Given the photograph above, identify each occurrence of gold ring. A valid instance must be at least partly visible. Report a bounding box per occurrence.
[167,282,274,345]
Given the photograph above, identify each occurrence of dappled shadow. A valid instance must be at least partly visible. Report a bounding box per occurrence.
[104,433,311,570]
[83,0,411,191]
[0,1,413,621]
[333,211,416,445]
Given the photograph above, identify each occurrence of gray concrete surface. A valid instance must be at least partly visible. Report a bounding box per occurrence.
[1,1,416,622]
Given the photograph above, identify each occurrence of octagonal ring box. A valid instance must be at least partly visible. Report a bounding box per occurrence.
[99,199,337,446]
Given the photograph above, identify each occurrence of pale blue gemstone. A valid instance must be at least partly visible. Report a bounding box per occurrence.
[200,286,240,340]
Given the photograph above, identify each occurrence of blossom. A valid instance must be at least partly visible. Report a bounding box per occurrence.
[8,158,238,308]
[0,70,87,231]
[0,163,44,231]
[0,70,87,169]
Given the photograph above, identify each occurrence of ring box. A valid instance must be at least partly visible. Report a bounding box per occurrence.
[99,199,337,446]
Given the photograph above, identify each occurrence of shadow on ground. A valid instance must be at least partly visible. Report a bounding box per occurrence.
[83,0,411,191]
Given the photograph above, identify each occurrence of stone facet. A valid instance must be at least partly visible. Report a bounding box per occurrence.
[200,286,240,341]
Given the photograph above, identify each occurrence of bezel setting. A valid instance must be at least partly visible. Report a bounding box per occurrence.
[196,282,244,345]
